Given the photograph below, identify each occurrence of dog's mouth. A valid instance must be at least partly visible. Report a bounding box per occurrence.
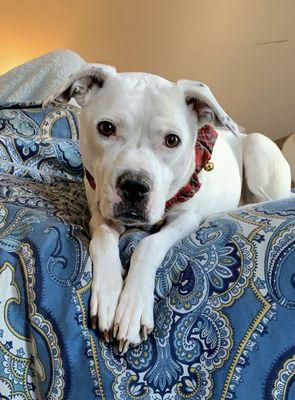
[113,203,149,226]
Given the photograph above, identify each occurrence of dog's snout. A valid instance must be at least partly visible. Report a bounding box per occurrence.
[117,173,151,203]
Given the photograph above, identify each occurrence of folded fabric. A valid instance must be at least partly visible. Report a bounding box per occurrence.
[0,172,294,399]
[0,49,85,103]
[0,102,83,183]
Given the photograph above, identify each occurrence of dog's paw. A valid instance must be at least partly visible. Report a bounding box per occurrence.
[90,271,123,341]
[113,279,154,353]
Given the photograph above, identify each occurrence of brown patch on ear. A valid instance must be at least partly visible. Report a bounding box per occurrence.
[186,96,208,113]
[65,75,105,104]
[43,63,116,107]
[186,97,220,126]
[86,75,104,90]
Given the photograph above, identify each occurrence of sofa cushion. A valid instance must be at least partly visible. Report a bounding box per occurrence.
[0,102,83,183]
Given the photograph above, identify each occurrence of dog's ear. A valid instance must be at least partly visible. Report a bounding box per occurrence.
[177,80,239,135]
[43,63,116,107]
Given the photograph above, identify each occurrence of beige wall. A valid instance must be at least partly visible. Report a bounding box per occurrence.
[1,0,295,140]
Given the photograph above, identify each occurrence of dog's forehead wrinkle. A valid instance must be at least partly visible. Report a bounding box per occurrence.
[81,73,202,145]
[108,73,180,108]
[118,71,173,87]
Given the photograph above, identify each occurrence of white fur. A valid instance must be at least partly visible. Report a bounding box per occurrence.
[46,65,291,352]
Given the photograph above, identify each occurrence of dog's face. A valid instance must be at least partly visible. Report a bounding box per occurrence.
[80,74,199,226]
[49,65,238,226]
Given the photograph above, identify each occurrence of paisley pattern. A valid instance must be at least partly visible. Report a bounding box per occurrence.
[0,102,83,183]
[0,103,295,399]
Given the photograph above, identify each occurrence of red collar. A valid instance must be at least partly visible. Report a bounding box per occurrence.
[84,125,218,212]
[165,125,217,211]
[85,168,96,191]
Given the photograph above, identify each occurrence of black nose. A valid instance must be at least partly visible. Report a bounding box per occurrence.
[117,173,151,203]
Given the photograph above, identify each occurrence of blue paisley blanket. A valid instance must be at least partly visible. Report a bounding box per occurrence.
[0,103,294,400]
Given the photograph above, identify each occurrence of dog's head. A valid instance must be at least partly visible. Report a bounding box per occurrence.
[47,64,238,226]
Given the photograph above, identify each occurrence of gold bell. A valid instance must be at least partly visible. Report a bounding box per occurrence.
[204,161,214,172]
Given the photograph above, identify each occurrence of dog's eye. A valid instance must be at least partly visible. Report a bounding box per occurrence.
[164,134,180,148]
[97,121,116,137]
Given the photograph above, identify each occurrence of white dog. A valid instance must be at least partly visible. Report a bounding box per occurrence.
[46,64,291,353]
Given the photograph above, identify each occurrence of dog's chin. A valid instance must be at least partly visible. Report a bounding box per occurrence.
[112,203,151,227]
[117,215,148,227]
[113,209,149,227]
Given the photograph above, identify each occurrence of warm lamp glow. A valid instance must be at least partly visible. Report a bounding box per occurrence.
[0,53,34,75]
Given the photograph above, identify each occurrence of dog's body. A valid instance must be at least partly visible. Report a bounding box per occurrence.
[276,133,295,187]
[47,64,291,353]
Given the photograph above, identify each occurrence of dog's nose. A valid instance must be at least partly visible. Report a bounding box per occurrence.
[117,173,151,203]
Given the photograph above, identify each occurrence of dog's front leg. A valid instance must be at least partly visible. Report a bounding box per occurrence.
[89,207,123,340]
[114,210,201,352]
